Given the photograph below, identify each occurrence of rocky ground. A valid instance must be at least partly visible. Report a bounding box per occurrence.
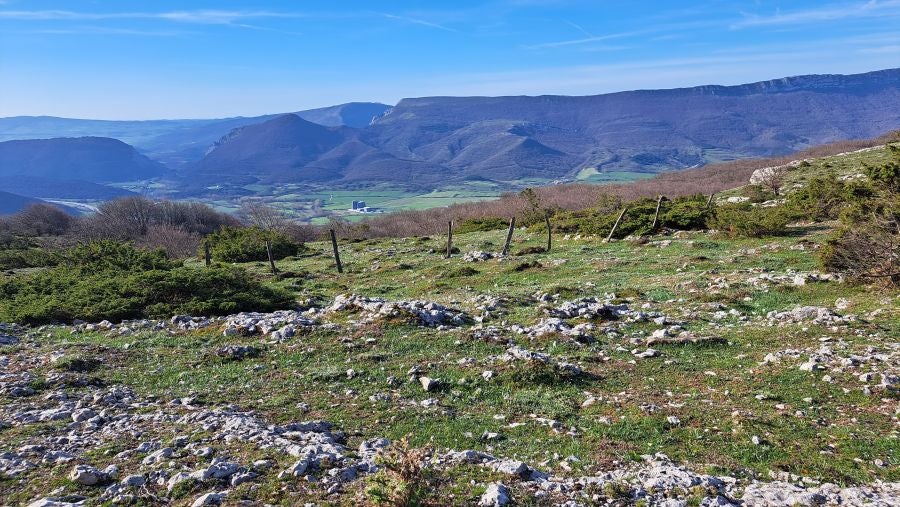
[2,225,898,505]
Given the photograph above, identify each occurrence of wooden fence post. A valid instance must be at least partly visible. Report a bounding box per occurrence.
[501,217,516,256]
[265,239,278,275]
[706,193,715,209]
[445,221,453,259]
[545,213,552,251]
[204,241,211,267]
[604,206,628,243]
[651,195,664,231]
[330,229,343,273]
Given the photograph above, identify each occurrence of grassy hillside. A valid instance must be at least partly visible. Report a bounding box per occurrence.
[0,143,897,506]
[2,229,898,504]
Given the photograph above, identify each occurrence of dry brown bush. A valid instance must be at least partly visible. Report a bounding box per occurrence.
[68,196,238,245]
[134,224,202,259]
[238,201,291,233]
[8,203,73,236]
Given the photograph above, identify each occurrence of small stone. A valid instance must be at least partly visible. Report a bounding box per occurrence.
[230,472,256,487]
[479,482,511,506]
[633,348,660,359]
[71,408,97,423]
[0,334,19,345]
[69,464,106,486]
[121,475,145,487]
[419,376,438,392]
[492,459,529,478]
[280,458,310,479]
[191,491,227,507]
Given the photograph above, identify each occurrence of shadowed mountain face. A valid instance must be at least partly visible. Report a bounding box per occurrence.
[0,190,44,215]
[191,114,349,182]
[0,137,166,182]
[0,175,135,200]
[0,102,391,169]
[187,69,900,190]
[0,190,81,215]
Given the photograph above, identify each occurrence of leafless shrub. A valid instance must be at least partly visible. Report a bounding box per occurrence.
[134,224,202,259]
[153,200,239,235]
[94,196,157,237]
[69,196,237,244]
[0,216,15,247]
[8,203,73,236]
[238,201,291,233]
[285,223,321,243]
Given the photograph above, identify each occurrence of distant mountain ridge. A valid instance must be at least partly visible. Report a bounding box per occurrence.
[0,102,391,169]
[0,137,166,182]
[1,69,899,199]
[185,68,900,192]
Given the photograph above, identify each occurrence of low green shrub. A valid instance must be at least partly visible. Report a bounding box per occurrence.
[784,172,878,221]
[0,241,294,324]
[552,194,710,238]
[203,226,302,263]
[820,147,900,286]
[660,194,710,230]
[454,217,508,234]
[742,184,776,203]
[0,247,61,270]
[708,204,791,238]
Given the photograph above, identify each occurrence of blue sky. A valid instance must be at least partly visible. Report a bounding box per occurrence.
[1,0,899,119]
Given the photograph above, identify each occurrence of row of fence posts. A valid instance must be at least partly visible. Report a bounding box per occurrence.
[201,193,716,274]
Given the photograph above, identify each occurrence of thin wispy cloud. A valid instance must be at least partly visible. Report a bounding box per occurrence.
[523,29,642,50]
[381,13,458,33]
[0,9,305,25]
[732,0,900,28]
[524,19,721,50]
[24,26,188,37]
[859,44,900,54]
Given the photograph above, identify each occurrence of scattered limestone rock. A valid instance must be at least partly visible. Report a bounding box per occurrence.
[464,251,495,262]
[479,482,512,506]
[419,376,438,392]
[501,346,583,376]
[215,345,261,361]
[222,310,315,336]
[767,306,853,325]
[191,491,228,507]
[326,294,469,327]
[69,464,107,486]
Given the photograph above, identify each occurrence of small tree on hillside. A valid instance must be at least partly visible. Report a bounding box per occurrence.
[754,166,789,196]
[239,201,291,233]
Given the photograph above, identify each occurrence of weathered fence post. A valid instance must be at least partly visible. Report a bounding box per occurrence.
[651,195,664,231]
[446,221,453,259]
[501,217,516,256]
[329,229,343,273]
[204,241,211,267]
[706,193,715,209]
[604,206,628,243]
[545,213,552,251]
[265,239,278,275]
